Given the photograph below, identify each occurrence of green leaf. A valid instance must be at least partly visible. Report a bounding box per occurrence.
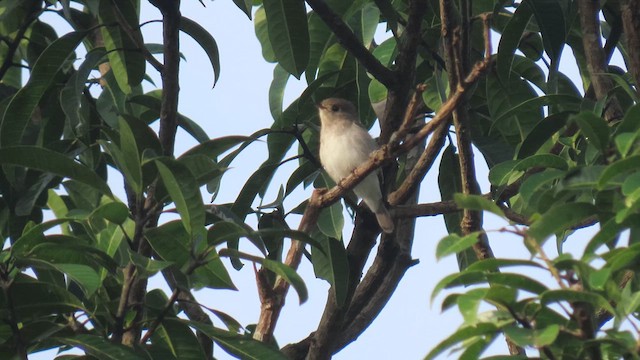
[190,321,288,360]
[1,31,86,147]
[180,135,252,160]
[485,273,548,294]
[317,199,344,240]
[454,194,505,218]
[527,0,565,62]
[438,145,477,270]
[192,250,236,290]
[528,203,596,244]
[306,11,334,83]
[155,159,205,240]
[219,248,308,304]
[268,64,290,120]
[232,0,253,19]
[614,132,637,158]
[263,0,310,78]
[145,220,191,267]
[180,16,221,87]
[0,146,112,197]
[254,6,277,63]
[424,323,498,360]
[518,112,570,159]
[98,0,145,94]
[496,3,533,83]
[117,117,143,194]
[616,104,640,134]
[599,155,640,189]
[436,233,480,261]
[91,201,130,225]
[0,281,84,319]
[503,324,560,347]
[432,271,487,301]
[53,263,101,297]
[572,111,610,153]
[152,318,208,360]
[129,92,209,143]
[312,236,349,306]
[541,289,614,314]
[55,334,144,360]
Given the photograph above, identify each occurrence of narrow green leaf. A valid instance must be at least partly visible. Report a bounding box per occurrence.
[0,146,111,197]
[518,112,570,159]
[1,31,86,146]
[485,273,548,294]
[312,236,349,306]
[424,323,498,360]
[0,281,84,319]
[263,0,310,78]
[145,220,191,267]
[155,159,205,240]
[527,0,565,62]
[91,202,130,225]
[98,1,145,94]
[614,132,637,158]
[541,289,614,314]
[436,233,480,261]
[118,117,143,194]
[180,135,252,160]
[269,64,290,120]
[232,0,253,19]
[219,248,308,304]
[190,321,288,360]
[454,194,505,218]
[55,334,144,360]
[317,200,344,240]
[180,16,221,87]
[573,111,610,153]
[306,11,333,83]
[503,324,560,347]
[599,155,640,189]
[153,318,208,360]
[514,154,568,172]
[254,6,277,63]
[53,263,101,297]
[528,203,596,244]
[496,3,533,83]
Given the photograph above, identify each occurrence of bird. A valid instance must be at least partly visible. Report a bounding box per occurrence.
[317,98,394,234]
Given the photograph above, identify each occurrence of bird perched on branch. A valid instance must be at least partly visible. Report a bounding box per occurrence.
[317,98,394,234]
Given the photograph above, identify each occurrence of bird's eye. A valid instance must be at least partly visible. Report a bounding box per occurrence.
[331,105,340,112]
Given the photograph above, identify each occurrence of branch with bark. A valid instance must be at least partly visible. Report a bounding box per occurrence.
[577,0,623,122]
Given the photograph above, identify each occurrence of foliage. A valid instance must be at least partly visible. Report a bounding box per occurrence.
[0,0,639,359]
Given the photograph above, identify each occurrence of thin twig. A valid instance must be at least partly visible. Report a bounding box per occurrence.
[304,0,397,90]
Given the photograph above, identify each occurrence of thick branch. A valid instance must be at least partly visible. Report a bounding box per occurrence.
[305,0,397,89]
[379,0,429,142]
[253,199,321,343]
[620,0,640,92]
[388,120,449,205]
[577,0,623,121]
[150,0,181,155]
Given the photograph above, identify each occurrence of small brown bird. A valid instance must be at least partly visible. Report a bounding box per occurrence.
[317,98,394,233]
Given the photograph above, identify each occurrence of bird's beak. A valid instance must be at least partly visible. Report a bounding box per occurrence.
[315,102,324,110]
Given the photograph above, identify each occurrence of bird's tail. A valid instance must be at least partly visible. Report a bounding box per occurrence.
[375,206,394,234]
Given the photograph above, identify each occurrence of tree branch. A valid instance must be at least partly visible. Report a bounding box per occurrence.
[577,0,623,122]
[304,0,397,90]
[620,0,640,93]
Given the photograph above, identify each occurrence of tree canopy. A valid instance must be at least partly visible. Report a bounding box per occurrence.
[0,0,639,359]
